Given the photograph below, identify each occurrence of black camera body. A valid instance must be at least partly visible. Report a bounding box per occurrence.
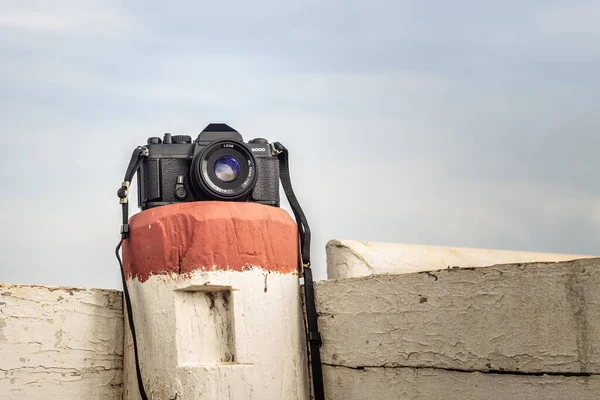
[137,123,280,210]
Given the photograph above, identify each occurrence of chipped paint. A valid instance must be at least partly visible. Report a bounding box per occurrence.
[0,284,123,399]
[123,269,309,399]
[327,239,597,279]
[121,202,309,399]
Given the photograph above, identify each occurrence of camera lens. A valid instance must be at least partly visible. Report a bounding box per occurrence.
[190,139,258,201]
[214,155,241,183]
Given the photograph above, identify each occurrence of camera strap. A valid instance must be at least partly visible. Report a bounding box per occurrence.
[274,141,325,400]
[116,143,324,400]
[116,146,151,400]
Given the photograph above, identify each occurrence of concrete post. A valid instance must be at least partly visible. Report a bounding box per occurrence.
[121,202,309,399]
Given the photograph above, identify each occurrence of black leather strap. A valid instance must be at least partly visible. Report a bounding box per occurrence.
[116,146,150,400]
[274,141,325,400]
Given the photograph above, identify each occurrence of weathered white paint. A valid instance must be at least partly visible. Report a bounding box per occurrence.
[122,268,309,400]
[0,284,123,400]
[3,241,595,399]
[324,365,600,400]
[316,258,600,399]
[316,258,600,374]
[327,239,596,279]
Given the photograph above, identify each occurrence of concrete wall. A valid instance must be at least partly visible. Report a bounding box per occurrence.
[0,284,123,400]
[327,239,595,279]
[2,240,599,399]
[317,257,600,399]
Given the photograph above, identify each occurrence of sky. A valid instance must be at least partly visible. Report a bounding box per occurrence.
[1,0,599,290]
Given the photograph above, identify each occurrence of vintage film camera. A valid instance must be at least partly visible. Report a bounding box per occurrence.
[136,123,280,210]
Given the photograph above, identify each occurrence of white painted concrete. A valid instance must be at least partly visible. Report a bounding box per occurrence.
[316,257,600,399]
[317,257,600,374]
[327,239,596,279]
[3,241,595,399]
[324,365,600,400]
[122,268,309,400]
[0,284,123,400]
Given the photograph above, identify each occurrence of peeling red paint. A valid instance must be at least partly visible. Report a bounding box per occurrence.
[122,202,300,282]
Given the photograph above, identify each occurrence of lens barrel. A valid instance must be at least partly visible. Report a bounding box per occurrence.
[190,139,257,201]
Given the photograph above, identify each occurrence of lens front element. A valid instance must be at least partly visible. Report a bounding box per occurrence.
[214,155,241,183]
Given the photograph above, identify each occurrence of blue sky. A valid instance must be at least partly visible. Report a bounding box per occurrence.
[1,1,599,289]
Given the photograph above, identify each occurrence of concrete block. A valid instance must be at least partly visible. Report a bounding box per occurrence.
[316,258,600,375]
[0,284,123,400]
[324,365,600,400]
[327,239,595,279]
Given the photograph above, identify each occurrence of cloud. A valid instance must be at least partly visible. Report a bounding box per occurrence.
[533,2,600,36]
[0,0,137,35]
[0,0,599,289]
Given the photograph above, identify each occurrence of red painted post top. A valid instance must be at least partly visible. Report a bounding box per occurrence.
[122,202,300,282]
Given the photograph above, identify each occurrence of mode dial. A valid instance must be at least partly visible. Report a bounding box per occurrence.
[172,135,192,144]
